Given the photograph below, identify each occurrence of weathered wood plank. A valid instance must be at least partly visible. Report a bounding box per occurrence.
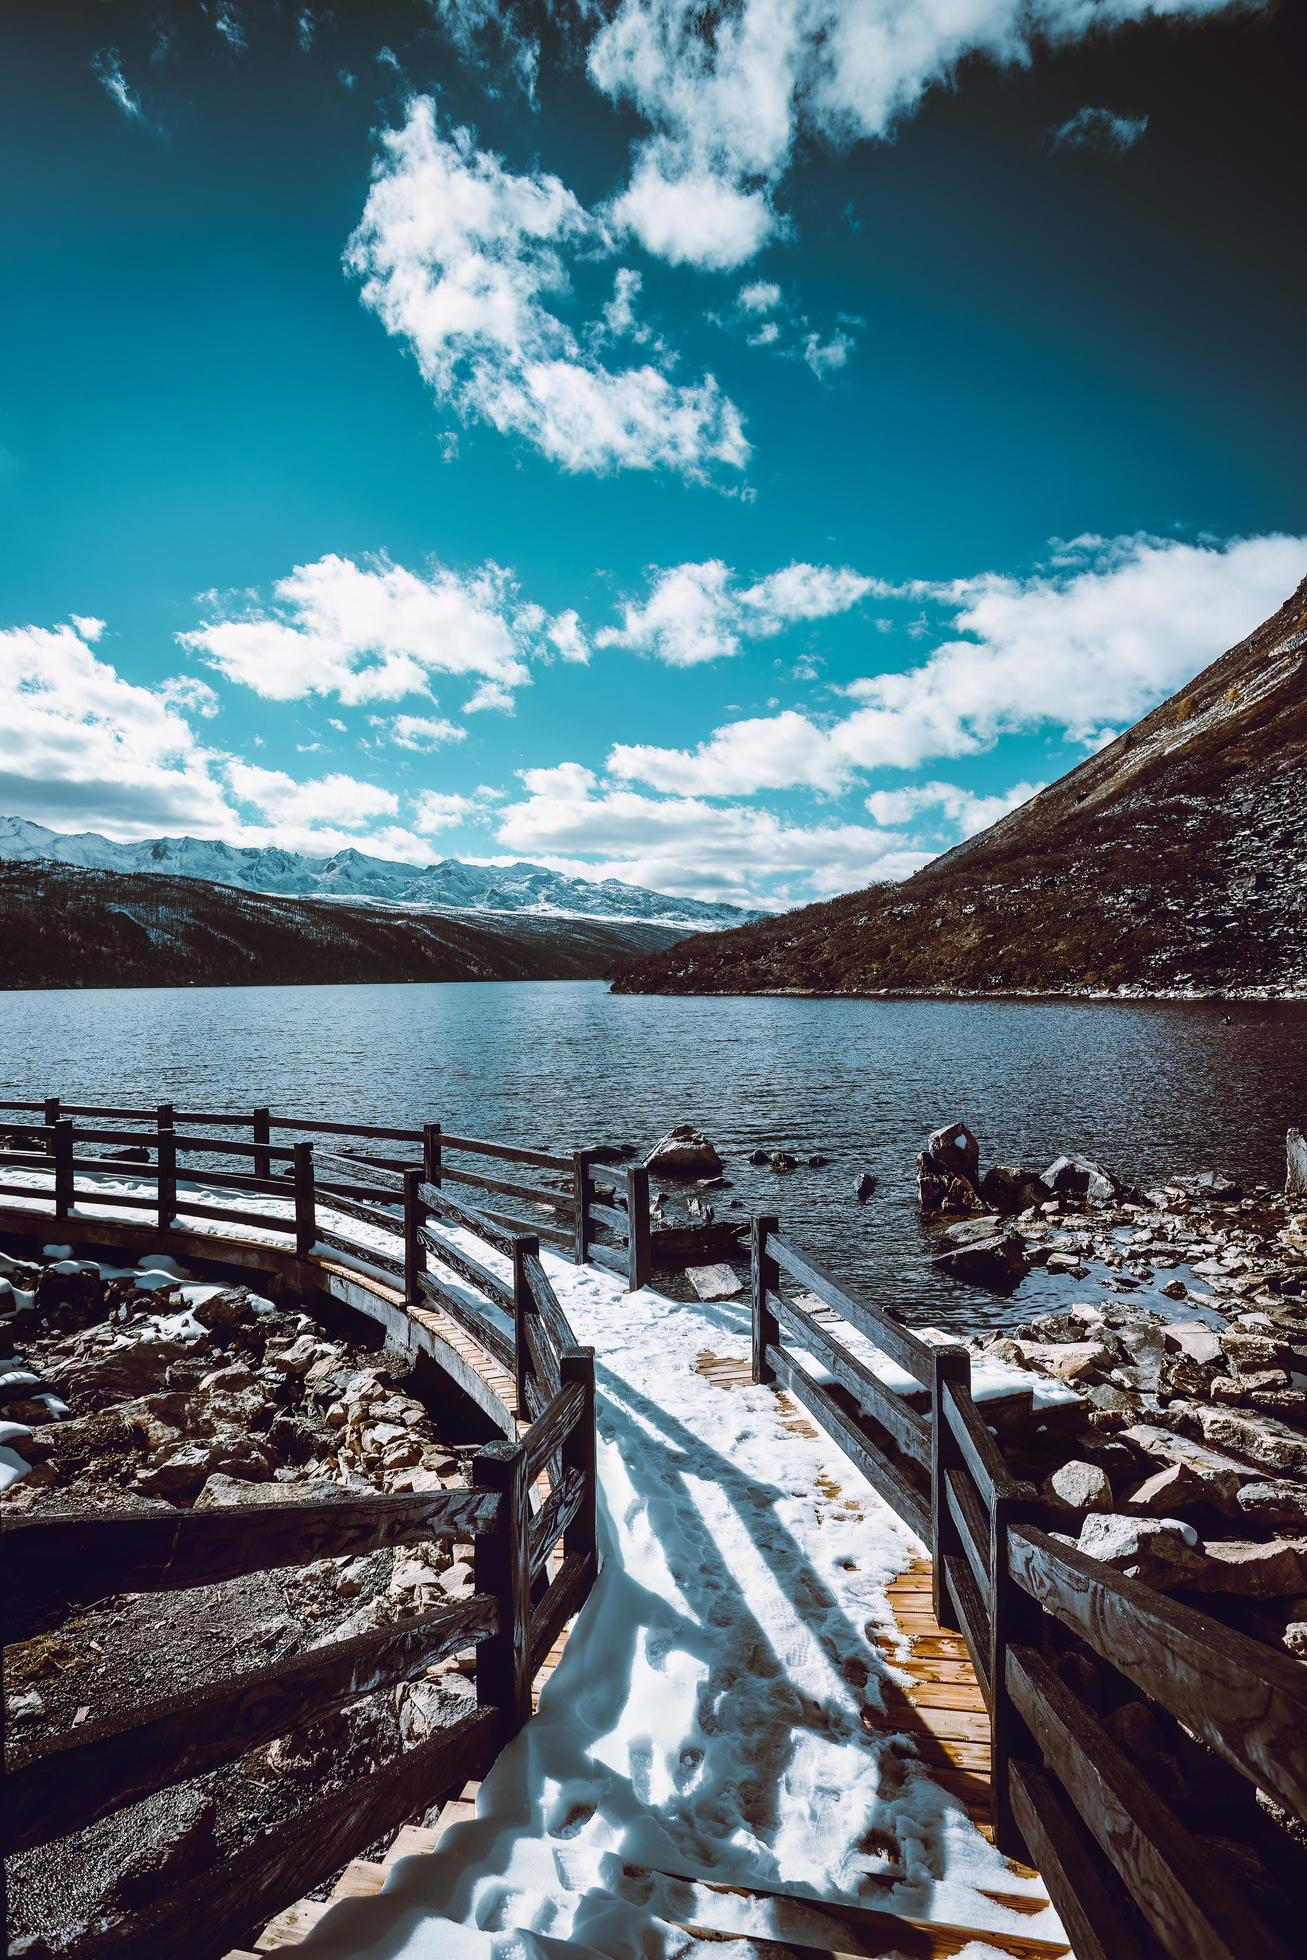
[418,1221,514,1313]
[6,1594,497,1854]
[524,1307,562,1399]
[943,1464,991,1597]
[416,1269,515,1373]
[1008,1524,1307,1818]
[941,1377,1014,1506]
[586,1200,629,1233]
[439,1164,574,1212]
[770,1286,930,1465]
[524,1378,587,1482]
[768,1231,933,1381]
[1007,1760,1156,1960]
[74,1706,504,1960]
[5,1488,499,1637]
[522,1252,578,1357]
[941,1552,992,1706]
[441,1134,572,1172]
[587,1240,627,1276]
[527,1467,586,1583]
[1007,1643,1292,1960]
[764,1343,930,1543]
[474,1442,532,1731]
[417,1179,516,1254]
[529,1550,597,1675]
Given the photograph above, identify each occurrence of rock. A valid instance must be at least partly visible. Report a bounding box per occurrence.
[103,1145,151,1164]
[855,1171,878,1201]
[980,1166,1053,1215]
[807,1153,829,1168]
[395,1678,453,1746]
[1235,1481,1307,1529]
[933,1225,1028,1293]
[1019,1339,1113,1383]
[136,1436,272,1503]
[929,1122,980,1186]
[1191,1403,1307,1478]
[1189,1539,1307,1597]
[1076,1514,1205,1589]
[686,1264,744,1300]
[1284,1621,1307,1658]
[1210,1370,1292,1404]
[1163,1321,1222,1366]
[1043,1154,1124,1205]
[8,1687,45,1725]
[440,1558,475,1595]
[1160,1279,1188,1300]
[1129,1463,1203,1513]
[770,1151,798,1172]
[1122,1422,1256,1509]
[1048,1459,1114,1509]
[1174,1170,1243,1203]
[334,1556,375,1597]
[1287,1128,1307,1199]
[645,1125,723,1177]
[748,1148,769,1166]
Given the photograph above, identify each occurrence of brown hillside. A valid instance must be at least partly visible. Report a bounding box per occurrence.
[612,578,1307,999]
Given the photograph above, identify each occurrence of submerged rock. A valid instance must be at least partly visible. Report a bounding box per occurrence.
[1043,1153,1125,1205]
[932,1221,1028,1292]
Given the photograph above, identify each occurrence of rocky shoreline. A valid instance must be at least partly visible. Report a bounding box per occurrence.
[2,1252,486,1956]
[917,1122,1307,1660]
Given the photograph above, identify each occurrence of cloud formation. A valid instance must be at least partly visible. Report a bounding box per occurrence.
[864,778,1043,839]
[347,102,747,479]
[610,531,1307,792]
[1050,106,1149,150]
[494,762,926,906]
[91,50,148,124]
[182,552,566,711]
[597,558,879,666]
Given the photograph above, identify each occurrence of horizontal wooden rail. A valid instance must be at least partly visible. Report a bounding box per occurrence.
[768,1230,933,1381]
[763,1342,930,1542]
[943,1464,991,1596]
[74,1705,506,1960]
[439,1163,575,1212]
[1008,1524,1307,1819]
[6,1592,498,1855]
[5,1488,500,1639]
[419,1178,517,1256]
[941,1376,1014,1504]
[417,1269,516,1373]
[1007,1759,1157,1960]
[586,1199,629,1234]
[769,1285,930,1465]
[419,1220,515,1314]
[527,1467,587,1583]
[525,1378,587,1483]
[529,1551,597,1676]
[441,1132,573,1172]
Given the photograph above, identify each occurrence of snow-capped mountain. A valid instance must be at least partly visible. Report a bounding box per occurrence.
[0,818,758,929]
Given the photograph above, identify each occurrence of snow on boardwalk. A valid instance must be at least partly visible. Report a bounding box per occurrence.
[291,1250,1065,1960]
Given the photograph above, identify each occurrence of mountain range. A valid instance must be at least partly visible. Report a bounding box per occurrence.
[0,818,755,930]
[613,578,1307,1000]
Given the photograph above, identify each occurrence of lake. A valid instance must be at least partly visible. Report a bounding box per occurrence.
[3,980,1305,1333]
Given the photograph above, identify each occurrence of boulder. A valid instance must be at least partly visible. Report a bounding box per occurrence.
[1043,1153,1128,1204]
[929,1122,980,1186]
[770,1151,798,1172]
[1017,1340,1112,1384]
[1129,1463,1203,1514]
[855,1172,878,1202]
[807,1153,829,1168]
[980,1166,1052,1215]
[933,1224,1028,1293]
[1235,1481,1307,1529]
[1076,1514,1205,1590]
[1173,1170,1243,1203]
[1287,1127,1307,1199]
[686,1264,744,1301]
[645,1126,723,1177]
[1188,1539,1307,1598]
[1163,1321,1223,1367]
[1191,1404,1307,1478]
[1121,1422,1256,1509]
[749,1148,769,1166]
[1048,1460,1114,1510]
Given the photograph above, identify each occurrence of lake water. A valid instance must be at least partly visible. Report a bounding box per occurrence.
[3,981,1306,1334]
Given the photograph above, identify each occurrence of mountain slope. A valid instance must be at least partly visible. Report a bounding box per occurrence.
[0,820,755,929]
[612,578,1307,999]
[0,862,693,990]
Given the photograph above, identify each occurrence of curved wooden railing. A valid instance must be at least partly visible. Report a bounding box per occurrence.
[0,1101,599,1958]
[751,1218,1306,1960]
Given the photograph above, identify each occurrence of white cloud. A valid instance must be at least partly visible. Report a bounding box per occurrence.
[610,161,775,269]
[494,762,926,906]
[157,675,221,720]
[864,778,1043,838]
[585,0,1247,268]
[70,615,107,642]
[297,9,316,52]
[347,102,747,480]
[610,531,1307,792]
[597,558,879,667]
[547,610,590,663]
[386,714,468,750]
[182,552,567,710]
[1050,106,1149,151]
[0,622,234,836]
[801,328,853,378]
[463,679,519,714]
[91,50,147,124]
[412,789,479,832]
[738,281,781,313]
[226,762,398,828]
[213,5,247,55]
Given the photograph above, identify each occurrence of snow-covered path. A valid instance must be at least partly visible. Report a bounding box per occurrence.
[293,1248,1061,1959]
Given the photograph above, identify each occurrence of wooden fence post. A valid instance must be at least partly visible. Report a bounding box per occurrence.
[157,1123,176,1233]
[560,1346,598,1567]
[402,1168,422,1306]
[42,1094,60,1130]
[572,1150,593,1266]
[625,1165,652,1291]
[293,1141,316,1257]
[473,1439,532,1732]
[989,1483,1042,1862]
[423,1122,442,1188]
[751,1215,780,1385]
[52,1118,73,1219]
[930,1345,972,1633]
[511,1234,539,1420]
[252,1106,271,1182]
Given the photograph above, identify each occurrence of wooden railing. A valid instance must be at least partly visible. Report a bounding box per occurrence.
[0,1100,599,1958]
[751,1219,1307,1960]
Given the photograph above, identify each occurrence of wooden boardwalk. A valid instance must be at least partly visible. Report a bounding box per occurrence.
[240,1345,1066,1958]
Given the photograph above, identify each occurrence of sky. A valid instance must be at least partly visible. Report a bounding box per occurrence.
[2,0,1305,910]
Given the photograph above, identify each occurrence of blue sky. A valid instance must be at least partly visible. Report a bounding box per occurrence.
[2,0,1304,907]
